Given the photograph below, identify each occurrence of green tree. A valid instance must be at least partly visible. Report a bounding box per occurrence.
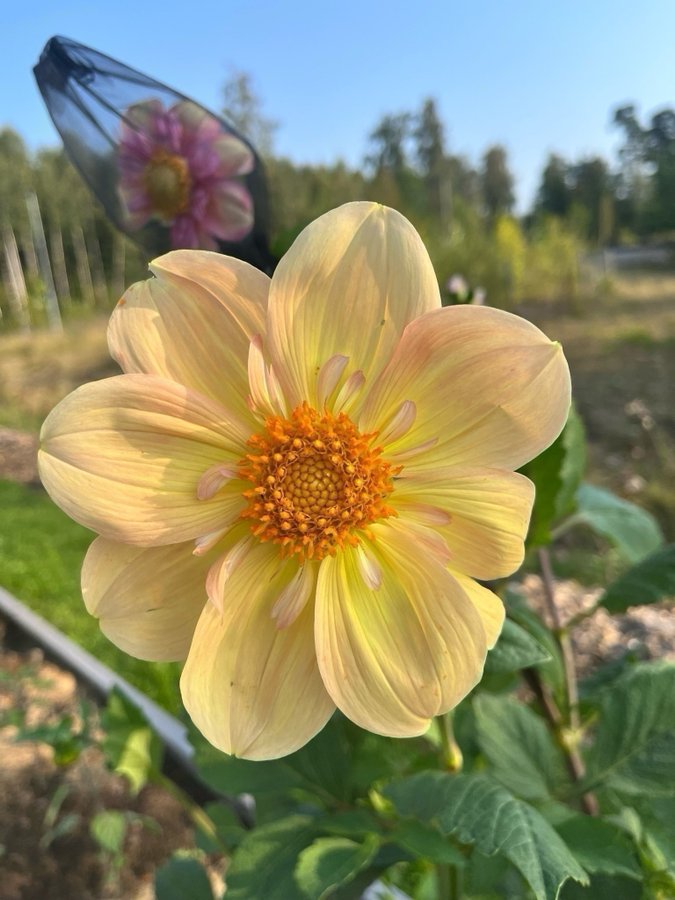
[221,70,278,158]
[481,145,514,220]
[536,153,571,218]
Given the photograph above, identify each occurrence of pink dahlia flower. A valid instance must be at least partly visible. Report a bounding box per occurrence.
[118,99,255,250]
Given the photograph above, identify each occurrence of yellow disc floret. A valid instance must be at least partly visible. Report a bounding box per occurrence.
[239,403,399,561]
[143,149,191,219]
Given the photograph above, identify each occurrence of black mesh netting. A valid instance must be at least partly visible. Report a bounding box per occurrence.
[34,36,276,273]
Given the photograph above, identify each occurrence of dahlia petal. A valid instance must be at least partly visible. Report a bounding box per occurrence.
[81,537,211,661]
[203,181,254,242]
[448,569,505,649]
[333,369,366,415]
[360,305,571,470]
[317,355,349,408]
[315,521,487,737]
[271,563,316,629]
[181,541,334,759]
[394,467,535,579]
[206,535,254,614]
[197,462,238,500]
[267,202,441,409]
[109,249,269,422]
[38,374,248,546]
[212,134,255,176]
[247,335,286,417]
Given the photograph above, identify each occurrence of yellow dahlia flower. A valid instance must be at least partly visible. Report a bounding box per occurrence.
[38,203,570,760]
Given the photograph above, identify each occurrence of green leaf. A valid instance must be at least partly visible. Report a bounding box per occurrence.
[384,772,588,900]
[484,618,552,675]
[599,544,675,612]
[155,857,214,900]
[572,483,663,564]
[586,660,675,796]
[388,819,465,865]
[559,873,642,900]
[318,809,381,838]
[190,714,353,804]
[505,594,566,698]
[295,834,380,899]
[90,810,127,855]
[522,405,587,545]
[195,802,246,854]
[101,688,162,794]
[225,815,318,900]
[555,816,641,879]
[473,695,569,801]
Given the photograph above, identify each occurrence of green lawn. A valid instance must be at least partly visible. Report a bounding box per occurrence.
[0,479,182,711]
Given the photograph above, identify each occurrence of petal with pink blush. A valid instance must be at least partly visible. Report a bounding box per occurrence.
[39,374,248,546]
[109,250,269,422]
[181,541,334,759]
[266,202,441,409]
[361,304,571,471]
[394,467,535,580]
[82,537,212,661]
[315,520,486,737]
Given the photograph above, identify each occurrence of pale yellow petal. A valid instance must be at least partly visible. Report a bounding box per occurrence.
[361,304,571,470]
[109,250,269,422]
[394,467,535,579]
[82,537,212,661]
[39,374,249,546]
[181,542,333,759]
[315,521,487,737]
[448,569,505,649]
[266,202,441,408]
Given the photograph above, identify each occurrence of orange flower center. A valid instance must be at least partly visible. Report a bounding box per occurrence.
[239,403,399,561]
[142,150,191,218]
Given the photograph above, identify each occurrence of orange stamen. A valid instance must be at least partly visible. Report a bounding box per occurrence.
[239,402,400,561]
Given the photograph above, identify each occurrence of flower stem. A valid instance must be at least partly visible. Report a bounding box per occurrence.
[529,548,598,815]
[438,711,463,773]
[437,862,463,899]
[538,548,580,732]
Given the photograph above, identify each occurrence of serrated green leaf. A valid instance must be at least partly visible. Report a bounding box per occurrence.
[384,772,588,900]
[522,406,587,546]
[155,856,214,900]
[473,695,569,801]
[388,819,465,865]
[90,810,127,855]
[598,544,675,612]
[586,661,675,796]
[295,834,380,899]
[572,483,663,564]
[484,618,552,675]
[555,816,641,879]
[101,688,162,794]
[225,815,318,900]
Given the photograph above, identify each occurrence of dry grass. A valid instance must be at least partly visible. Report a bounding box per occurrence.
[0,317,118,432]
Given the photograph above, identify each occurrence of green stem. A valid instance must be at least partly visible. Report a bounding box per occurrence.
[438,712,463,773]
[437,862,462,899]
[538,548,581,732]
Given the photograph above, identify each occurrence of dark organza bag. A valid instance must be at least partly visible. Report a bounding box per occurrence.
[34,36,275,272]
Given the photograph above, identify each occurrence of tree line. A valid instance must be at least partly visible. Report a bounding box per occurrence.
[1,83,673,330]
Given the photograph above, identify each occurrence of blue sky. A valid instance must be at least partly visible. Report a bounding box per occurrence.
[3,0,675,210]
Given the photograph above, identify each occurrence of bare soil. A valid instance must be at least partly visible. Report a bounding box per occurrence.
[0,617,203,900]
